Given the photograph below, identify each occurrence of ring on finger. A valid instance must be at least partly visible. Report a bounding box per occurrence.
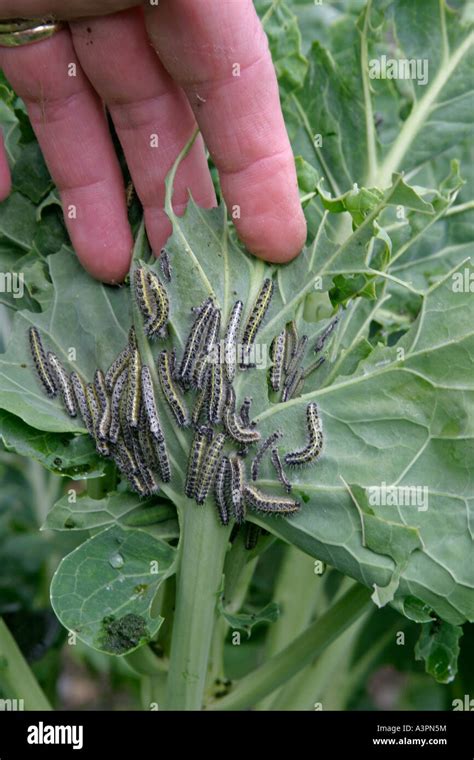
[0,17,65,47]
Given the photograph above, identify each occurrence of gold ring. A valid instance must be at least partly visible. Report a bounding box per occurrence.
[0,18,64,47]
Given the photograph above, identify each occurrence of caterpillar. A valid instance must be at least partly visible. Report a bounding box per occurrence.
[93,369,112,441]
[286,335,308,379]
[47,352,77,417]
[192,381,209,427]
[126,422,157,494]
[85,383,109,457]
[105,339,130,393]
[229,455,245,524]
[113,437,138,478]
[134,266,157,327]
[28,327,57,398]
[191,354,210,391]
[138,460,160,496]
[118,379,136,460]
[223,405,261,444]
[160,248,172,283]
[281,366,304,402]
[178,297,214,386]
[137,408,158,470]
[314,315,340,354]
[70,370,93,433]
[251,430,283,481]
[244,522,261,550]
[240,278,274,368]
[303,355,326,379]
[153,439,171,483]
[284,321,298,374]
[128,326,137,350]
[214,456,231,526]
[208,360,226,425]
[185,426,209,499]
[270,447,292,493]
[239,397,253,428]
[195,432,226,505]
[128,471,149,498]
[141,365,164,442]
[223,300,243,382]
[126,180,135,208]
[269,329,286,392]
[158,350,189,427]
[285,402,323,466]
[108,368,129,444]
[243,484,300,514]
[94,368,108,409]
[203,307,221,355]
[147,270,169,339]
[127,347,142,429]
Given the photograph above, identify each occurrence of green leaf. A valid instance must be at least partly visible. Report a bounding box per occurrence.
[286,1,474,193]
[402,596,436,624]
[249,260,474,625]
[0,251,131,433]
[218,600,280,638]
[0,192,38,250]
[295,155,319,194]
[317,175,434,226]
[2,184,472,625]
[50,524,176,655]
[258,0,308,94]
[415,620,463,683]
[376,0,474,186]
[344,482,422,608]
[0,409,104,479]
[44,490,176,532]
[12,142,53,203]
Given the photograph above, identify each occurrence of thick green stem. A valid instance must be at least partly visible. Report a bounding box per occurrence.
[141,672,167,711]
[125,645,166,677]
[207,584,372,711]
[264,545,323,658]
[156,574,176,659]
[269,612,368,710]
[207,536,259,695]
[0,618,52,710]
[257,545,325,710]
[324,623,402,710]
[165,503,231,710]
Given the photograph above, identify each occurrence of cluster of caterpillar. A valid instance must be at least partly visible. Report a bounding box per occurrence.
[29,324,169,496]
[29,264,328,546]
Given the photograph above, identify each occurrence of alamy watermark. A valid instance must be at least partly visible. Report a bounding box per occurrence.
[369,55,429,86]
[452,695,474,710]
[208,341,268,370]
[0,271,24,299]
[0,698,24,710]
[451,267,474,293]
[368,482,428,512]
[27,722,83,750]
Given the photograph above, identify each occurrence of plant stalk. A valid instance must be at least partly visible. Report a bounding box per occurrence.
[207,584,372,711]
[256,545,325,709]
[206,535,259,696]
[0,618,52,710]
[269,612,368,710]
[165,502,231,710]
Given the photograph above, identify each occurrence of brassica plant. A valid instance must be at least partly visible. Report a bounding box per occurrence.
[0,0,472,712]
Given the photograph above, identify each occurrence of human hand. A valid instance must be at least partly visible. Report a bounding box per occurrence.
[0,2,306,283]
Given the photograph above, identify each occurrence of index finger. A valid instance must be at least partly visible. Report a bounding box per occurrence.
[144,0,306,263]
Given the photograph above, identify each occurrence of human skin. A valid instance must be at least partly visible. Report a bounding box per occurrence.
[0,1,306,282]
